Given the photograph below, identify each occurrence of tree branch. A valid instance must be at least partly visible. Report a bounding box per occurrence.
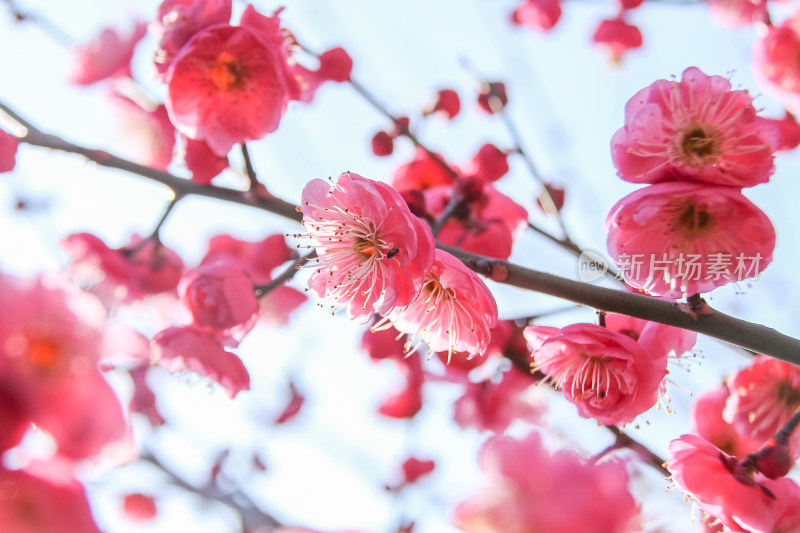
[4,101,799,365]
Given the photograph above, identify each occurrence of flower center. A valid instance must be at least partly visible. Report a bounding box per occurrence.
[676,202,715,237]
[26,337,61,372]
[210,51,246,91]
[678,124,719,167]
[776,381,800,408]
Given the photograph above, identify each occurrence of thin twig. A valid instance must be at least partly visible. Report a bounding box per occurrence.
[254,250,316,297]
[240,143,259,192]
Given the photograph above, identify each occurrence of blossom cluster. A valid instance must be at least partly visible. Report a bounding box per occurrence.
[666,356,800,531]
[296,171,498,359]
[606,67,777,299]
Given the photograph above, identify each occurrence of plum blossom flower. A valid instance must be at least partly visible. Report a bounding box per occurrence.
[297,172,435,323]
[723,356,800,447]
[667,434,778,532]
[109,93,176,171]
[707,0,768,27]
[151,0,233,77]
[510,0,562,32]
[401,457,435,484]
[151,326,250,397]
[62,233,184,305]
[605,181,775,298]
[178,261,259,344]
[454,432,641,533]
[165,7,352,156]
[692,384,762,459]
[69,22,147,85]
[423,89,461,119]
[0,464,101,532]
[183,136,229,183]
[753,18,800,115]
[525,323,666,426]
[768,112,800,152]
[122,493,157,523]
[592,17,643,64]
[0,129,18,173]
[454,365,542,433]
[611,67,777,187]
[380,250,498,359]
[0,277,126,458]
[377,355,424,419]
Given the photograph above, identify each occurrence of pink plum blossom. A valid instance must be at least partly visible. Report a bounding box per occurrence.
[611,67,777,187]
[667,434,777,532]
[424,89,461,119]
[708,0,768,27]
[381,250,498,359]
[183,136,229,184]
[753,18,800,115]
[401,457,435,483]
[391,147,455,192]
[461,143,509,182]
[122,493,157,523]
[454,365,542,433]
[62,233,184,305]
[109,93,176,171]
[525,322,666,426]
[0,464,101,532]
[692,384,761,459]
[768,112,800,152]
[592,17,643,64]
[0,277,126,458]
[605,181,775,298]
[511,0,562,32]
[69,22,147,85]
[152,326,250,397]
[166,7,352,156]
[377,355,424,419]
[151,0,233,77]
[723,356,800,447]
[0,129,17,173]
[454,432,641,532]
[178,261,259,344]
[297,172,435,323]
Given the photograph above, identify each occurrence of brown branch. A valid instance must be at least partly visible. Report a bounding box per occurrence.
[4,101,799,365]
[438,242,800,365]
[254,250,316,297]
[139,451,282,532]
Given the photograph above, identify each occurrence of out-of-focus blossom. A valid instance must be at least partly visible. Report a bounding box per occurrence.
[401,457,435,483]
[767,111,800,152]
[62,233,184,305]
[391,147,455,192]
[110,93,176,171]
[691,384,761,459]
[724,356,800,447]
[275,382,304,424]
[151,0,233,77]
[526,322,666,426]
[69,22,147,85]
[454,365,541,433]
[297,172,435,323]
[708,0,768,28]
[667,434,777,532]
[423,89,461,119]
[454,432,641,532]
[371,130,394,156]
[122,493,157,523]
[382,250,498,359]
[510,0,562,32]
[0,464,101,532]
[183,136,228,184]
[611,67,777,187]
[754,19,800,115]
[592,18,642,64]
[0,129,18,173]
[152,326,250,397]
[462,143,509,182]
[166,7,351,156]
[378,356,424,419]
[0,277,126,458]
[477,81,508,114]
[606,182,775,298]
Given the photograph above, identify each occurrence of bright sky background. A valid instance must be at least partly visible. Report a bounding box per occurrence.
[2,0,800,532]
